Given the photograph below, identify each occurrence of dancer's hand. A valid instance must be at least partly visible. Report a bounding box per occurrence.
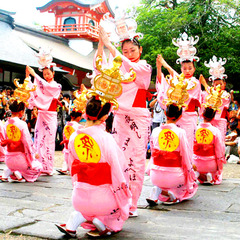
[156,54,163,69]
[99,26,112,48]
[26,66,36,77]
[199,74,209,91]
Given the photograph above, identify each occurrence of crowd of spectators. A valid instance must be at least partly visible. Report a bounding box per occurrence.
[1,85,240,162]
[0,86,84,150]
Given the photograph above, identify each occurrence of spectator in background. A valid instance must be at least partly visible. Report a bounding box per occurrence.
[27,106,38,141]
[149,96,166,131]
[225,121,240,162]
[62,94,72,122]
[229,90,239,111]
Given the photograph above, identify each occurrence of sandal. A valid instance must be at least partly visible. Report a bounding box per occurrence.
[55,224,77,238]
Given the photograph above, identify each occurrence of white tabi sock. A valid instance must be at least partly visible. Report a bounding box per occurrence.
[66,211,86,231]
[168,191,176,201]
[3,168,12,179]
[14,171,22,180]
[149,186,162,200]
[195,171,200,178]
[92,218,111,235]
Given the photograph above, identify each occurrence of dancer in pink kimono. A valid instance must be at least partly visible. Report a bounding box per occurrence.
[26,65,61,175]
[56,96,131,237]
[193,106,226,185]
[58,110,82,175]
[97,23,152,217]
[1,101,42,182]
[156,33,201,155]
[146,103,198,205]
[0,120,6,163]
[200,56,230,142]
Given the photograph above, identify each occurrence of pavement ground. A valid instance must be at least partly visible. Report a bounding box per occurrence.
[0,152,240,240]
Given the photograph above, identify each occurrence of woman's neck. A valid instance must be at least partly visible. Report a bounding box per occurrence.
[166,119,177,124]
[203,119,211,123]
[11,113,19,118]
[85,120,101,128]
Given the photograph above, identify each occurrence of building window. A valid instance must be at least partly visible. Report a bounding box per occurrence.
[63,17,77,31]
[3,71,10,82]
[89,19,95,27]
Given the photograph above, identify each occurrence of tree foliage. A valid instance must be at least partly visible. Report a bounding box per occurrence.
[136,0,240,90]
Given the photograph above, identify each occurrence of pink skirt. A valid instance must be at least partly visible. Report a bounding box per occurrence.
[5,152,42,182]
[72,182,118,217]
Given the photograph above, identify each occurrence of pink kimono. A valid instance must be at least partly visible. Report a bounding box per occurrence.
[148,123,198,202]
[28,74,61,174]
[61,121,82,172]
[94,51,152,212]
[68,125,131,232]
[0,120,6,162]
[3,117,42,182]
[157,74,201,156]
[201,89,230,142]
[193,122,226,184]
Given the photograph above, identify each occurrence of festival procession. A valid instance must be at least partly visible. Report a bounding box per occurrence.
[0,0,240,239]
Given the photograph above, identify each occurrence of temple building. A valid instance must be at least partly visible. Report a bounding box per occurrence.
[0,0,114,90]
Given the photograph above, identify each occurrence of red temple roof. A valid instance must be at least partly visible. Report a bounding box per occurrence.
[37,0,114,17]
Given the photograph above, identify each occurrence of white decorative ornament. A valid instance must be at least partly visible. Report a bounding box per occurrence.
[204,55,227,81]
[172,32,199,64]
[100,8,143,45]
[35,47,56,71]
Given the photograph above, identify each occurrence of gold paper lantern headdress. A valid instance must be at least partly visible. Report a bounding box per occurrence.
[87,55,136,110]
[13,77,36,106]
[165,73,189,109]
[203,84,224,112]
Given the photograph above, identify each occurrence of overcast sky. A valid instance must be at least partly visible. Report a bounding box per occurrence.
[0,0,140,27]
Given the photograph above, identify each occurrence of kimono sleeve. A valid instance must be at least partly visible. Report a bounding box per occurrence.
[106,135,131,220]
[109,49,152,89]
[214,128,226,170]
[21,122,35,167]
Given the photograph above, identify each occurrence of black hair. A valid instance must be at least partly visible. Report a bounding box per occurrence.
[86,96,111,121]
[9,100,25,113]
[63,94,71,99]
[105,112,114,133]
[229,120,238,131]
[70,110,82,119]
[165,104,182,120]
[43,67,54,73]
[203,107,216,121]
[236,128,240,136]
[181,60,196,68]
[121,37,140,49]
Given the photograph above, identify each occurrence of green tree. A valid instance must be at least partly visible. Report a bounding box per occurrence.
[136,0,240,90]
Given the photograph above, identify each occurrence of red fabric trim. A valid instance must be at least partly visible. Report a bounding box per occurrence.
[193,143,215,156]
[3,140,25,153]
[132,89,147,108]
[71,159,112,186]
[185,98,201,112]
[48,98,58,111]
[152,150,182,167]
[220,107,228,119]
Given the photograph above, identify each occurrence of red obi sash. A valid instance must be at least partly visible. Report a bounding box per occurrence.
[220,107,228,119]
[1,139,25,153]
[185,98,201,112]
[193,143,215,156]
[71,159,112,186]
[132,89,147,108]
[152,150,182,167]
[48,98,58,111]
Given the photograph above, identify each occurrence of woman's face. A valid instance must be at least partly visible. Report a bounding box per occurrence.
[181,62,195,79]
[43,68,54,82]
[213,79,226,90]
[122,41,142,62]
